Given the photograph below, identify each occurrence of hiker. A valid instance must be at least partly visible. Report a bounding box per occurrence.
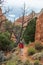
[18,41,24,56]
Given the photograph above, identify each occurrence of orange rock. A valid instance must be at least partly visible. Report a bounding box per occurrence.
[35,13,43,42]
[0,8,6,32]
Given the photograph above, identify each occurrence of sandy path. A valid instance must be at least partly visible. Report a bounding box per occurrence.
[19,46,28,62]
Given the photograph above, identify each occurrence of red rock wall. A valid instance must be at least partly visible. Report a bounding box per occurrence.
[35,13,43,42]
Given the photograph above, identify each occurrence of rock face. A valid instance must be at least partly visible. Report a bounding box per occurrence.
[0,8,6,32]
[35,13,43,42]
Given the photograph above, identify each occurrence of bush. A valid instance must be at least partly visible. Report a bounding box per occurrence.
[34,60,40,65]
[0,51,6,62]
[32,52,43,60]
[0,32,15,51]
[24,60,32,65]
[35,42,43,51]
[28,47,36,55]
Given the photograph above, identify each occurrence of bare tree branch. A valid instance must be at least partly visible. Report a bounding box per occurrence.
[15,3,26,44]
[15,3,35,44]
[0,7,10,17]
[0,0,4,4]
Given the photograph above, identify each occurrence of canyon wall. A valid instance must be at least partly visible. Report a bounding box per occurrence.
[35,13,43,42]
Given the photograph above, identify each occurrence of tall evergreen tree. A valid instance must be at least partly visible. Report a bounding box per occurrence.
[23,17,37,44]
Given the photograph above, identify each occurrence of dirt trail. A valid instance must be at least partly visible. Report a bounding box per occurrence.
[19,46,28,61]
[19,45,43,64]
[19,45,34,62]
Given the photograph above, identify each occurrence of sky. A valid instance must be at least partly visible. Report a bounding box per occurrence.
[2,0,43,22]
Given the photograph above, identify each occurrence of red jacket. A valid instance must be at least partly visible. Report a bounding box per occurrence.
[18,43,24,48]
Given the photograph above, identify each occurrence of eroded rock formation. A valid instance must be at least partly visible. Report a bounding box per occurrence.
[0,8,6,32]
[35,13,43,42]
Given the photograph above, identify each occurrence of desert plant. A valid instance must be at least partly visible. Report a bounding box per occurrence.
[35,42,43,51]
[0,51,6,62]
[34,60,40,65]
[24,60,32,65]
[32,52,43,61]
[28,47,36,55]
[0,32,15,51]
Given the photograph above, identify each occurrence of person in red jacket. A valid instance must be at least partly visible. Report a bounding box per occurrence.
[18,41,24,56]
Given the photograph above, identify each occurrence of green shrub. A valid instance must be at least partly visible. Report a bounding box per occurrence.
[0,51,6,62]
[0,32,15,51]
[34,60,40,65]
[28,47,36,55]
[24,60,32,65]
[32,52,43,61]
[35,42,43,51]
